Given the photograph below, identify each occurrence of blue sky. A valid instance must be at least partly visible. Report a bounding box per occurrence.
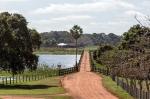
[0,0,149,35]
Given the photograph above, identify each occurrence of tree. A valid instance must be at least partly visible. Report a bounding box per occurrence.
[29,29,41,50]
[119,24,150,51]
[0,12,41,75]
[70,25,83,70]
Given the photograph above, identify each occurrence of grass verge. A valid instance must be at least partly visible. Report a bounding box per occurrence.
[0,77,72,99]
[102,75,134,99]
[0,77,64,95]
[34,47,83,55]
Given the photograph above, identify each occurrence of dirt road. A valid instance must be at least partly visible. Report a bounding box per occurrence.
[62,51,118,99]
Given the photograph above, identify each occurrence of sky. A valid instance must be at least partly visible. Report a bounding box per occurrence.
[0,0,149,35]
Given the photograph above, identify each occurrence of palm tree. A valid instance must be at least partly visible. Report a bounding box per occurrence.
[70,25,83,71]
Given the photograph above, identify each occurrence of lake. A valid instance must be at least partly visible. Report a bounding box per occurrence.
[38,55,81,68]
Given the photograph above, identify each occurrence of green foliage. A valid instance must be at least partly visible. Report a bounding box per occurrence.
[119,24,150,51]
[94,44,114,63]
[0,12,41,74]
[41,31,73,47]
[70,25,83,40]
[102,75,134,99]
[29,29,41,50]
[40,32,121,47]
[93,24,150,91]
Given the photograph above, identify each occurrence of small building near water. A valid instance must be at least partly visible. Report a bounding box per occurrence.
[57,43,68,48]
[57,43,77,48]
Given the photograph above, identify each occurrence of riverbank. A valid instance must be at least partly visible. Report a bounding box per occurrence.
[34,46,99,55]
[34,47,83,55]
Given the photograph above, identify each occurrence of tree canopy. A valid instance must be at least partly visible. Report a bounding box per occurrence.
[0,12,41,74]
[119,24,150,51]
[70,25,83,40]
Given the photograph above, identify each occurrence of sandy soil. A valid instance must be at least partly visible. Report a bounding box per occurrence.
[62,51,118,99]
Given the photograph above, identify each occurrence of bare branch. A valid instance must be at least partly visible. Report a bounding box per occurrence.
[134,15,144,26]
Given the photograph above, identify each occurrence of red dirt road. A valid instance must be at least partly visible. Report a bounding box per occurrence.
[62,51,118,99]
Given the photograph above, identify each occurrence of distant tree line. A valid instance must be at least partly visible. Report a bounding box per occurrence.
[40,31,121,47]
[0,12,41,75]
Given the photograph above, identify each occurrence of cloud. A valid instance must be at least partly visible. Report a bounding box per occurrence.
[125,10,145,17]
[52,15,93,21]
[29,15,93,31]
[0,9,19,13]
[33,0,136,14]
[0,0,27,2]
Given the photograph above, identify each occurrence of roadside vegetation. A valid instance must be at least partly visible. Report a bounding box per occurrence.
[102,75,134,99]
[93,24,150,91]
[92,23,150,99]
[0,77,72,99]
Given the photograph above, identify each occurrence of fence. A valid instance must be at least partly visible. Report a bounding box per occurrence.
[59,67,77,76]
[92,66,109,75]
[58,50,84,76]
[89,51,150,99]
[92,66,150,99]
[0,74,48,85]
[0,69,59,85]
[0,50,84,85]
[116,77,150,99]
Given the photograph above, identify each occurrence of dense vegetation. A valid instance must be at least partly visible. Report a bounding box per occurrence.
[0,12,41,75]
[40,31,121,47]
[93,24,150,91]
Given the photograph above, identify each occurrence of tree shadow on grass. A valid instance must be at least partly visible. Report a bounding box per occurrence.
[0,84,58,90]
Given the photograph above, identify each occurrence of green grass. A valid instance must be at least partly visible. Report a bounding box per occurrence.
[84,45,98,51]
[102,75,134,99]
[34,47,83,55]
[51,96,72,99]
[0,77,72,99]
[93,60,106,68]
[0,71,11,76]
[93,59,107,69]
[0,77,64,95]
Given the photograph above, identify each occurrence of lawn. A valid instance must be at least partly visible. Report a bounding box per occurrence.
[102,75,134,99]
[0,77,72,99]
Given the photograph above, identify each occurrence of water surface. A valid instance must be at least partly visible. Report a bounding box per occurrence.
[38,54,81,68]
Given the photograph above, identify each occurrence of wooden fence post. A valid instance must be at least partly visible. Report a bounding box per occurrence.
[6,77,7,85]
[9,77,11,85]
